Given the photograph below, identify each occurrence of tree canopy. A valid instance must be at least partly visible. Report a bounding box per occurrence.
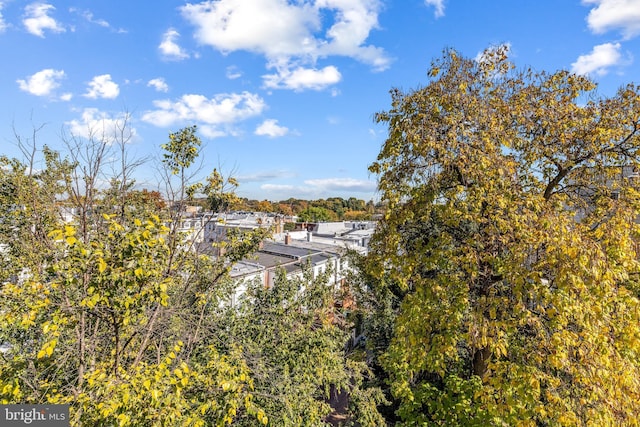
[0,126,382,426]
[362,46,640,425]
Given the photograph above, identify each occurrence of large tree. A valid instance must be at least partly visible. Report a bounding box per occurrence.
[217,266,386,426]
[0,125,268,425]
[364,46,640,425]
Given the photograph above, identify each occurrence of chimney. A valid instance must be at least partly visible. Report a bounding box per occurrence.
[285,233,292,245]
[307,231,313,242]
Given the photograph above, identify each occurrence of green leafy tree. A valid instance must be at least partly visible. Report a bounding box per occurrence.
[160,125,203,211]
[0,214,263,425]
[161,125,201,176]
[203,168,241,214]
[217,265,386,426]
[364,46,640,425]
[298,206,338,222]
[0,123,382,426]
[0,145,73,280]
[0,125,269,425]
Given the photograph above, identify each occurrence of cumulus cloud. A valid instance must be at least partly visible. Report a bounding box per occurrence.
[571,42,623,75]
[198,126,233,139]
[23,3,65,37]
[424,0,445,18]
[583,0,640,39]
[180,0,391,91]
[315,0,389,68]
[17,68,65,96]
[159,28,189,60]
[181,0,318,57]
[65,109,136,143]
[84,74,120,99]
[255,119,289,138]
[148,78,169,92]
[263,65,341,91]
[141,92,266,136]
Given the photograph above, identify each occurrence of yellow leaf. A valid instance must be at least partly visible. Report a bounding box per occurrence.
[117,413,130,426]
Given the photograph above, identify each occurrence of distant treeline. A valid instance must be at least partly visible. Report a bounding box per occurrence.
[192,196,386,221]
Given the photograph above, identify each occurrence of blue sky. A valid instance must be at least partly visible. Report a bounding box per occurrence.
[1,0,640,201]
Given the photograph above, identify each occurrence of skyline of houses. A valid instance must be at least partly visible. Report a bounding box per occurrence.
[171,208,376,306]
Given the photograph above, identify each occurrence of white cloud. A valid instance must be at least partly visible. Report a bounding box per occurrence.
[263,65,341,91]
[65,109,136,143]
[304,177,377,192]
[571,42,622,75]
[159,28,189,60]
[260,177,377,198]
[17,68,65,96]
[148,78,169,92]
[583,0,640,39]
[23,3,65,37]
[141,91,266,135]
[314,0,391,71]
[198,126,229,139]
[84,74,120,99]
[226,66,242,80]
[81,11,108,27]
[424,0,445,18]
[237,170,294,183]
[0,3,7,33]
[60,92,73,101]
[261,183,299,193]
[180,0,391,86]
[181,0,318,57]
[255,119,289,138]
[69,8,126,33]
[69,8,107,28]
